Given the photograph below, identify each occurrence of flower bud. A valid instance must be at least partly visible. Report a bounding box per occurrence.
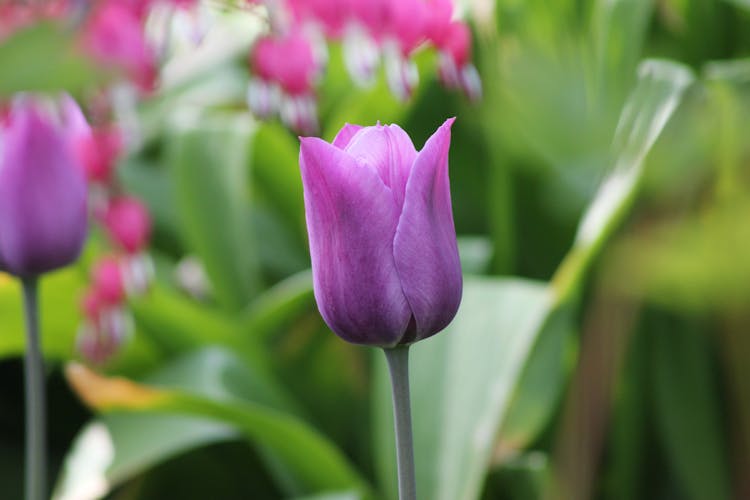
[0,99,88,277]
[299,118,462,347]
[103,196,151,254]
[91,257,126,305]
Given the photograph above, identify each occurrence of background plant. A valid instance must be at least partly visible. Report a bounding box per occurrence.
[1,0,750,499]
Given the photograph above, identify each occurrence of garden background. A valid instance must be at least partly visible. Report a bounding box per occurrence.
[1,0,750,499]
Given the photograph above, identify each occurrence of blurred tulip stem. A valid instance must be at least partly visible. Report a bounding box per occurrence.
[384,345,416,500]
[22,277,45,500]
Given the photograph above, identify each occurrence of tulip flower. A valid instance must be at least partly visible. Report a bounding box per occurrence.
[299,118,462,347]
[0,95,89,500]
[300,118,462,500]
[0,100,88,278]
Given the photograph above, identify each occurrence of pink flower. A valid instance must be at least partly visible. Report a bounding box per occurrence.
[384,0,426,56]
[91,257,126,305]
[423,0,454,47]
[73,126,123,184]
[248,29,321,133]
[102,197,152,254]
[435,22,482,101]
[82,3,157,91]
[287,0,349,38]
[0,1,69,40]
[251,31,318,96]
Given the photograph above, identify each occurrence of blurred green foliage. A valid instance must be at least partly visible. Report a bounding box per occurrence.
[3,0,750,499]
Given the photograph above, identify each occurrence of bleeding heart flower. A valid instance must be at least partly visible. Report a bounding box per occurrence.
[299,118,462,346]
[82,2,157,92]
[91,257,126,305]
[102,196,152,254]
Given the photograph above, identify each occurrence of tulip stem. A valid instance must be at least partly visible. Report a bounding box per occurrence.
[384,345,417,500]
[22,277,45,500]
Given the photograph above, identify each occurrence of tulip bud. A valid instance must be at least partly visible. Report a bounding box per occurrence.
[103,196,151,254]
[0,99,88,277]
[299,118,462,347]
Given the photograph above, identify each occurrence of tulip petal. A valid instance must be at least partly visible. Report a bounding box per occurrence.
[300,137,412,346]
[60,93,91,142]
[393,118,462,342]
[344,124,417,208]
[0,104,88,276]
[332,123,362,149]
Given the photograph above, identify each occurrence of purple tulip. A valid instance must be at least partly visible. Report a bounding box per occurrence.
[0,99,89,277]
[299,118,462,347]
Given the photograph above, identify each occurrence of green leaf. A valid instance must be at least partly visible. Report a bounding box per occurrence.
[241,269,315,341]
[0,23,101,96]
[168,115,259,310]
[373,277,553,500]
[498,306,576,452]
[651,322,731,500]
[604,321,651,500]
[54,414,237,499]
[131,285,241,351]
[251,122,306,240]
[64,348,371,497]
[552,59,694,303]
[590,0,654,98]
[56,347,305,499]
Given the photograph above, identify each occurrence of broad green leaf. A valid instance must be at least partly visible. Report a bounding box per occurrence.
[131,285,241,351]
[65,349,371,497]
[168,115,259,311]
[553,59,694,303]
[590,0,653,99]
[54,415,237,500]
[0,23,101,96]
[0,268,84,360]
[651,323,731,500]
[498,306,576,452]
[373,277,553,500]
[55,347,295,499]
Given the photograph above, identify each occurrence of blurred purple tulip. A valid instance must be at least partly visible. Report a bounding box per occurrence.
[299,118,462,346]
[0,99,88,277]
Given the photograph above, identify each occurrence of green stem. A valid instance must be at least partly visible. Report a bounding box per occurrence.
[384,346,416,500]
[22,277,45,500]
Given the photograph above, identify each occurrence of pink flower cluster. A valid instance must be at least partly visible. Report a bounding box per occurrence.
[1,0,195,92]
[247,0,481,133]
[0,2,195,363]
[0,1,68,40]
[71,104,154,365]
